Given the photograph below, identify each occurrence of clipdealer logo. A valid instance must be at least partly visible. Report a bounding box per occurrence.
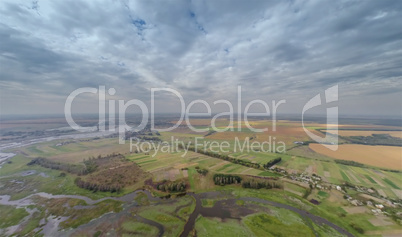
[64,85,338,151]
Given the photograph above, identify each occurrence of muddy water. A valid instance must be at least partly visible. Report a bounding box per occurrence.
[180,193,202,237]
[200,199,255,219]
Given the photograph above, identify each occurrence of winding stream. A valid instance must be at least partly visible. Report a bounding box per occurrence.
[0,189,354,237]
[0,134,354,236]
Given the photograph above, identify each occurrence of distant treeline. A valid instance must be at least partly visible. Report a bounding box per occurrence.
[213,174,242,185]
[213,173,282,190]
[183,146,261,169]
[263,157,282,169]
[334,159,364,167]
[157,181,186,192]
[242,179,282,189]
[75,177,122,192]
[343,134,402,147]
[124,126,161,140]
[28,157,87,175]
[335,159,401,173]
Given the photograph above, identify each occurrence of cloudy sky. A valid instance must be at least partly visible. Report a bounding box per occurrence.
[1,0,401,117]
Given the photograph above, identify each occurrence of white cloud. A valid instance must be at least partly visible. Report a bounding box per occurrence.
[0,0,401,116]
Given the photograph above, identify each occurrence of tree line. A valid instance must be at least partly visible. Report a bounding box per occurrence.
[334,159,364,167]
[74,177,122,192]
[182,146,261,169]
[242,178,282,189]
[263,157,282,169]
[335,158,401,173]
[213,173,283,190]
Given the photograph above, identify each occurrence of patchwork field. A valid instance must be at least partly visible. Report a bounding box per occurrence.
[2,117,402,236]
[309,144,402,170]
[278,155,401,199]
[127,150,266,183]
[9,127,401,200]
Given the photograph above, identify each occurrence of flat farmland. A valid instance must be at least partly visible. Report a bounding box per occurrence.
[127,149,265,179]
[309,144,402,170]
[207,131,251,141]
[324,130,402,138]
[14,138,132,164]
[127,151,210,172]
[209,162,265,176]
[172,119,325,147]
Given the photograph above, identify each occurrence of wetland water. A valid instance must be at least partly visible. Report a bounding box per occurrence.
[0,190,354,237]
[0,135,353,236]
[180,193,354,237]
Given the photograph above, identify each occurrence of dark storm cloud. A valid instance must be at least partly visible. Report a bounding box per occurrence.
[0,0,401,115]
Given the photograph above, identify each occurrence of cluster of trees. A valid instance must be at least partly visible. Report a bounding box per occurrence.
[195,167,208,175]
[81,164,146,193]
[157,181,186,192]
[83,159,98,173]
[241,179,282,189]
[263,157,282,169]
[124,125,161,140]
[213,174,283,190]
[213,174,242,186]
[28,157,87,175]
[29,153,145,193]
[75,177,122,192]
[184,146,261,169]
[82,153,126,173]
[335,158,400,173]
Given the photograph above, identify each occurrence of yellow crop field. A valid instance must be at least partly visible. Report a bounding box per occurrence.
[324,130,402,138]
[309,144,402,170]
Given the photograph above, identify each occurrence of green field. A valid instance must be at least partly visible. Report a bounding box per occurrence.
[1,119,401,236]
